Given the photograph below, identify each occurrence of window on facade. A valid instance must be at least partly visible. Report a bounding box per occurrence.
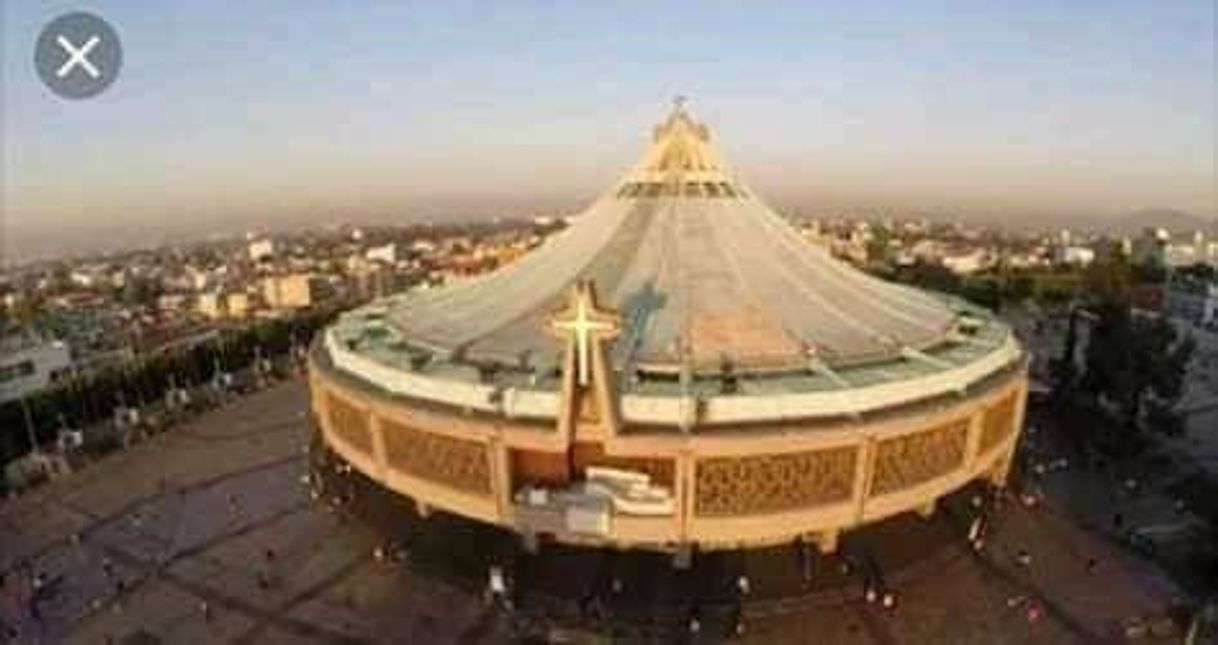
[0,360,36,384]
[703,182,721,197]
[684,182,703,197]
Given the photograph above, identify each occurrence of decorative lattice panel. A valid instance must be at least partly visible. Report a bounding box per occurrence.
[979,394,1017,454]
[870,419,969,496]
[326,393,372,455]
[380,419,492,496]
[695,446,857,517]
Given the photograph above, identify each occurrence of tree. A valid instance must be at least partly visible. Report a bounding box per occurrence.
[121,277,161,308]
[865,226,892,264]
[1051,307,1081,399]
[961,278,1002,311]
[1079,301,1195,433]
[900,260,962,295]
[1082,252,1133,306]
[1006,274,1034,303]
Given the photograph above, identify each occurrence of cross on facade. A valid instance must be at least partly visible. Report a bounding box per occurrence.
[550,281,620,386]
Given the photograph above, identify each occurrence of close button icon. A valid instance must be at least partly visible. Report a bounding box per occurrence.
[35,12,122,100]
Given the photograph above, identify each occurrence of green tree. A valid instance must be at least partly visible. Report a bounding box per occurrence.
[865,226,891,264]
[900,260,962,295]
[1082,252,1133,305]
[1051,307,1081,400]
[1006,274,1034,303]
[1079,301,1195,434]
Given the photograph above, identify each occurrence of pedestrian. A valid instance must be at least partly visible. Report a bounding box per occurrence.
[881,590,897,610]
[200,600,212,623]
[578,587,593,619]
[1085,558,1098,574]
[28,594,41,622]
[1016,550,1032,568]
[736,574,751,597]
[968,516,986,550]
[1026,599,1042,623]
[800,544,814,586]
[486,565,506,606]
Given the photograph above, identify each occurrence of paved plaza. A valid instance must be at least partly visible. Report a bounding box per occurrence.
[0,379,1188,643]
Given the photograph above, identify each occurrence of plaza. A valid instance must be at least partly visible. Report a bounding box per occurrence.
[0,380,1183,642]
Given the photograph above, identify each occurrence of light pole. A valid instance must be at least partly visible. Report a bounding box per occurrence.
[19,395,39,456]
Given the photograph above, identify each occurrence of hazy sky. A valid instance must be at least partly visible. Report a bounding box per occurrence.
[3,1,1215,261]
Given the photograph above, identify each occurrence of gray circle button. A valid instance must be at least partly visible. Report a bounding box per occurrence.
[35,12,123,100]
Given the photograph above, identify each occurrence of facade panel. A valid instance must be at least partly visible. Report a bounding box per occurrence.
[871,419,969,496]
[381,418,493,496]
[326,392,373,456]
[694,446,857,517]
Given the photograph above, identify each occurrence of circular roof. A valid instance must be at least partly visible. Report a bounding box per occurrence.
[386,104,961,376]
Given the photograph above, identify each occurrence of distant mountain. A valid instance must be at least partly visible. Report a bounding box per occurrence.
[992,208,1218,235]
[1108,209,1218,235]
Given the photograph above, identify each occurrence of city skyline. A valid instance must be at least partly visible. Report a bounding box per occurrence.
[3,0,1215,263]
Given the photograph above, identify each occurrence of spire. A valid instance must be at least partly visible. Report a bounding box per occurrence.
[631,99,723,178]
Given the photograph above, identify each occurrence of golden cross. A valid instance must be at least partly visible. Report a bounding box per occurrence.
[551,282,619,386]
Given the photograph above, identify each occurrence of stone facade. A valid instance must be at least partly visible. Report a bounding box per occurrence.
[380,418,492,496]
[979,393,1017,455]
[326,393,372,455]
[311,353,1026,551]
[870,419,969,496]
[694,446,857,517]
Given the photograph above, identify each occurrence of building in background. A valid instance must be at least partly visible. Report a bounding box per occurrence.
[197,290,252,320]
[0,333,72,404]
[262,273,321,311]
[248,238,275,263]
[1165,266,1218,331]
[365,243,398,265]
[1132,227,1169,267]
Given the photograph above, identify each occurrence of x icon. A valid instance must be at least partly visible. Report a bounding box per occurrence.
[56,34,101,79]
